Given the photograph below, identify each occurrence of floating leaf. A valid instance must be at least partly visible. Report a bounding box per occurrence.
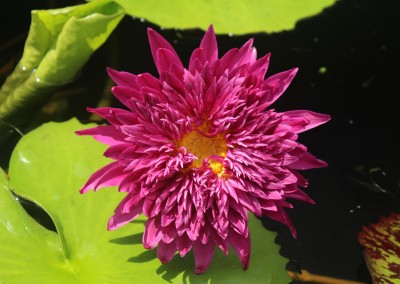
[358,213,400,283]
[0,168,77,282]
[108,0,336,34]
[0,0,124,145]
[0,118,290,283]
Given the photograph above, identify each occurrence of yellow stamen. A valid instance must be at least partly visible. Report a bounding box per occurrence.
[179,129,227,176]
[209,159,224,175]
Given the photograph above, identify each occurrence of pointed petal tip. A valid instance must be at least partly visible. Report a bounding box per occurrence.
[264,52,272,59]
[320,160,328,167]
[310,112,331,124]
[324,114,332,122]
[288,222,297,238]
[106,67,118,77]
[195,266,206,274]
[147,27,183,73]
[106,66,114,72]
[107,224,116,231]
[81,107,99,118]
[75,122,100,137]
[199,24,218,64]
[159,258,169,264]
[147,27,164,43]
[79,187,89,194]
[206,24,215,33]
[107,217,118,231]
[241,253,250,270]
[290,67,299,76]
[147,27,155,34]
[242,38,254,49]
[291,228,297,239]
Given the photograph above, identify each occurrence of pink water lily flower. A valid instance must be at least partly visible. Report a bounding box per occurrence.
[77,25,330,274]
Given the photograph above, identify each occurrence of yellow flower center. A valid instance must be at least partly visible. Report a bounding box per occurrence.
[179,130,227,176]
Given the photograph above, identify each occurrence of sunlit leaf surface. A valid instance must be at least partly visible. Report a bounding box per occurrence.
[110,0,336,34]
[0,118,290,283]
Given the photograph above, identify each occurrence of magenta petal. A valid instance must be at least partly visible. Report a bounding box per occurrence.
[78,26,330,274]
[236,38,254,66]
[76,125,127,146]
[157,241,177,263]
[107,67,138,87]
[229,229,250,270]
[250,46,257,64]
[189,48,206,74]
[164,66,185,94]
[289,151,328,170]
[104,143,131,159]
[176,234,192,257]
[286,187,315,204]
[229,210,248,235]
[147,28,183,73]
[156,48,183,73]
[219,48,239,71]
[87,107,137,126]
[143,217,163,249]
[266,207,297,238]
[112,86,142,109]
[108,193,144,230]
[260,68,298,108]
[136,73,163,92]
[161,224,177,243]
[282,110,331,133]
[249,53,271,78]
[80,161,126,193]
[200,25,218,64]
[193,240,215,274]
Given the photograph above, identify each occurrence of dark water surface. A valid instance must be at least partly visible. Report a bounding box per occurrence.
[2,0,400,283]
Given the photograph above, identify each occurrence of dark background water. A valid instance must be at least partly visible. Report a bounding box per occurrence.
[2,0,400,283]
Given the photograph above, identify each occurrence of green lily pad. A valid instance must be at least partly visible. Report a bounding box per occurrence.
[1,118,290,283]
[0,167,76,282]
[108,0,335,34]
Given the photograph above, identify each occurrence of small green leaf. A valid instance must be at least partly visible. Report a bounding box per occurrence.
[108,0,335,34]
[0,118,291,283]
[0,0,124,145]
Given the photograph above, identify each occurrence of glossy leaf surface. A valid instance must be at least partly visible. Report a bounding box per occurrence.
[111,0,336,34]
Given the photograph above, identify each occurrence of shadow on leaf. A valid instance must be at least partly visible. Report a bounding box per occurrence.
[128,249,157,263]
[109,232,143,245]
[156,252,193,283]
